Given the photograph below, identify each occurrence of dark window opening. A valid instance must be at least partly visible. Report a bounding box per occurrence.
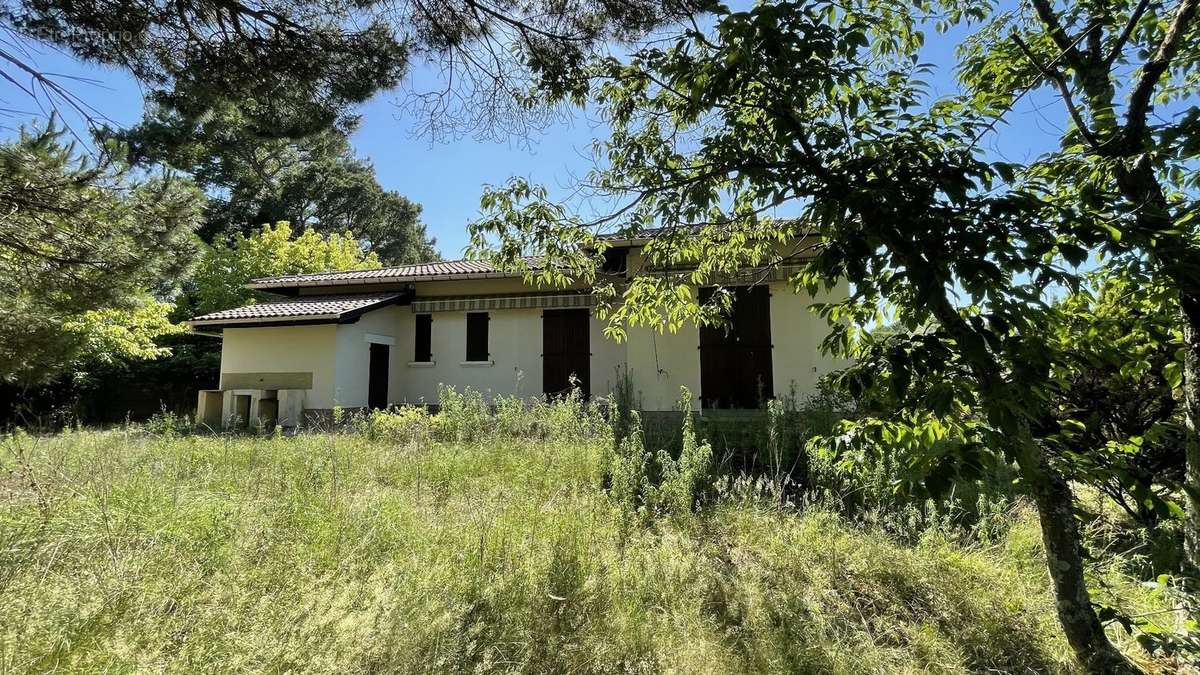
[414,314,433,362]
[601,247,628,275]
[466,312,489,361]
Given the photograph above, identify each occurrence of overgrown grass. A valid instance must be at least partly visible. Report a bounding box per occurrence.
[0,421,1177,673]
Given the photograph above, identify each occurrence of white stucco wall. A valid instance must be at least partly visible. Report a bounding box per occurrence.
[616,279,843,411]
[625,321,703,411]
[589,316,627,401]
[214,278,845,412]
[333,305,404,408]
[218,324,338,408]
[391,307,543,404]
[769,279,846,402]
[384,308,627,405]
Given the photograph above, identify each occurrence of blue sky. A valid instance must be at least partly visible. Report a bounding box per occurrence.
[0,17,1065,259]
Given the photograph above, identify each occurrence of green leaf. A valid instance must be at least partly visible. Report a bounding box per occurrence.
[1164,361,1183,389]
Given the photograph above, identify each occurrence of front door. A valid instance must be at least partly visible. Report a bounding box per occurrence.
[542,309,590,397]
[699,285,773,408]
[368,343,389,410]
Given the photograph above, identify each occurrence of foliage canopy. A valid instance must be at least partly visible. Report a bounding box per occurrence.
[0,121,203,383]
[115,104,437,264]
[188,221,382,317]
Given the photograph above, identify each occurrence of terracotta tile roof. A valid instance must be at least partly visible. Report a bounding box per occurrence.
[189,293,404,326]
[598,221,809,244]
[247,257,545,289]
[596,226,681,242]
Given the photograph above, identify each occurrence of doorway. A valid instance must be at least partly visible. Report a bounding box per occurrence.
[232,394,251,429]
[368,342,390,410]
[542,309,591,398]
[699,285,773,408]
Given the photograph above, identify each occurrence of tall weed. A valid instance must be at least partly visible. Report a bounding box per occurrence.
[607,388,714,521]
[653,388,713,515]
[358,385,609,448]
[607,410,652,523]
[435,385,490,442]
[358,406,431,447]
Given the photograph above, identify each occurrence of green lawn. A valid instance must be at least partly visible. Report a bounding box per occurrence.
[0,428,1165,673]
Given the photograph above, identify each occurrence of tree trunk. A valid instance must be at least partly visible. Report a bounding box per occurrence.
[881,233,1140,674]
[1182,292,1200,576]
[1012,435,1143,675]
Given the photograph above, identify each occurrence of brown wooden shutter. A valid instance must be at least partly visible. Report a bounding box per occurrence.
[466,312,489,361]
[414,314,432,362]
[542,309,591,398]
[698,285,773,408]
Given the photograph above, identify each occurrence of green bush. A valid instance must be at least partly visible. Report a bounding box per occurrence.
[429,384,607,444]
[141,407,194,437]
[532,382,606,441]
[358,406,431,446]
[653,388,713,515]
[355,386,610,448]
[493,394,531,438]
[607,389,717,521]
[609,365,638,446]
[607,410,653,522]
[434,384,491,442]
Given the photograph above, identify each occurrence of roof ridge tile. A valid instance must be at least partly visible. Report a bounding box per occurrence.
[248,256,545,288]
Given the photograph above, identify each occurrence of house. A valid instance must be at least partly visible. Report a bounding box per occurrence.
[187,235,846,429]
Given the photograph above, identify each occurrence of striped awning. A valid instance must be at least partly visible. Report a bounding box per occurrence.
[645,263,810,285]
[726,263,808,284]
[411,293,597,313]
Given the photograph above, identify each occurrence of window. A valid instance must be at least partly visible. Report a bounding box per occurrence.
[414,314,432,362]
[601,247,628,275]
[466,312,489,361]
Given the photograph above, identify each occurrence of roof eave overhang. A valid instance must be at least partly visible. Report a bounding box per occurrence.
[599,238,651,248]
[187,292,410,329]
[244,270,528,291]
[600,228,818,249]
[187,313,343,330]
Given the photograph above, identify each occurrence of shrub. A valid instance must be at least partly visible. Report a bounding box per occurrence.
[536,380,607,442]
[434,385,490,442]
[607,410,653,522]
[427,384,607,444]
[608,388,714,520]
[653,387,713,515]
[494,394,532,438]
[609,365,638,448]
[359,406,431,446]
[806,427,1018,544]
[142,407,194,437]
